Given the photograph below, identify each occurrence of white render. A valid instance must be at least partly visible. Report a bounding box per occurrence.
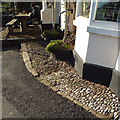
[74,0,120,70]
[115,50,120,72]
[60,0,65,30]
[41,1,74,31]
[73,16,90,62]
[41,2,59,24]
[86,34,119,68]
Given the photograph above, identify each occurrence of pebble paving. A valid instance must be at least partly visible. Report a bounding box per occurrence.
[25,40,120,119]
[44,71,120,118]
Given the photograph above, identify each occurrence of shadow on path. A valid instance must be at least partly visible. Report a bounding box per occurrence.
[2,46,98,119]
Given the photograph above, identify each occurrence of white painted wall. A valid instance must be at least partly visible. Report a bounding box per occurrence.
[86,0,120,69]
[60,0,65,30]
[73,16,90,62]
[74,0,120,70]
[41,2,59,24]
[86,34,119,68]
[41,8,59,24]
[74,0,120,99]
[115,49,120,72]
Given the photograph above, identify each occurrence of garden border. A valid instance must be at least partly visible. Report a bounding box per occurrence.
[21,42,111,119]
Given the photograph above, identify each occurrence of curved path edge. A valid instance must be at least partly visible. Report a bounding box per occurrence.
[21,42,110,119]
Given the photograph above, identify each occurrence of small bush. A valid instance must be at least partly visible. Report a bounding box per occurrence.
[62,43,69,49]
[45,43,60,53]
[45,40,69,53]
[50,40,63,45]
[41,30,60,39]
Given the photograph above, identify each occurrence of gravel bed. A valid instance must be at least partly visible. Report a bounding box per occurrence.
[25,40,120,119]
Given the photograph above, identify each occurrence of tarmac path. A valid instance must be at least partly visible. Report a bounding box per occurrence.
[2,45,98,119]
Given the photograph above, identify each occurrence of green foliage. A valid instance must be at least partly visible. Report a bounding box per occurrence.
[41,30,59,39]
[1,2,13,12]
[56,25,60,31]
[45,42,60,53]
[50,40,63,45]
[2,2,12,8]
[45,40,69,53]
[61,43,69,49]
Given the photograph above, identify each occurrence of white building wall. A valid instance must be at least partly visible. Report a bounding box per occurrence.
[73,16,90,62]
[86,34,119,68]
[60,0,65,30]
[41,9,59,24]
[74,0,120,69]
[115,50,120,72]
[74,0,120,98]
[86,0,120,69]
[41,2,59,24]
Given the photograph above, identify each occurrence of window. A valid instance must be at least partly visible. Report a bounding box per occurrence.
[81,0,91,18]
[95,2,120,22]
[77,0,91,18]
[47,2,52,8]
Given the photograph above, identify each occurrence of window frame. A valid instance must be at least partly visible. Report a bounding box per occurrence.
[76,0,91,18]
[87,0,119,38]
[95,1,120,23]
[46,2,56,9]
[89,1,119,30]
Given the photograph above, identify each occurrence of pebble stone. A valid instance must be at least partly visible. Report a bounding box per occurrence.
[25,41,120,119]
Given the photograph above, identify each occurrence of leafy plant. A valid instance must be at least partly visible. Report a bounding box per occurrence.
[50,40,63,45]
[45,43,60,53]
[45,40,69,53]
[41,30,60,39]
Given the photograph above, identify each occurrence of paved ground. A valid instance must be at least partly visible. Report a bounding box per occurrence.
[2,45,98,119]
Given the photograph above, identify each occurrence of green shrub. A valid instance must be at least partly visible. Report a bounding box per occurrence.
[62,43,69,49]
[45,43,60,53]
[50,40,63,45]
[45,40,69,53]
[41,30,59,39]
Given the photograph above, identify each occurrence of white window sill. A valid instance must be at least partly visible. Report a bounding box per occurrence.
[87,26,120,38]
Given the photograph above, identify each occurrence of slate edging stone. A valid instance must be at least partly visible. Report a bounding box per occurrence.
[21,43,38,77]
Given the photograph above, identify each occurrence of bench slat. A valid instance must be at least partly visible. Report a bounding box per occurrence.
[6,19,18,26]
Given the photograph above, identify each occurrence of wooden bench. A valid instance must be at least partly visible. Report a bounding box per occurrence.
[6,19,18,34]
[32,20,42,33]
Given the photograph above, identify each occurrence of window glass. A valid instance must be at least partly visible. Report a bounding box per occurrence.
[47,2,52,8]
[77,1,91,18]
[95,2,120,22]
[81,0,91,18]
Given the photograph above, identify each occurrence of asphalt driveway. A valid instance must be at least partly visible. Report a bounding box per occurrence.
[2,45,98,119]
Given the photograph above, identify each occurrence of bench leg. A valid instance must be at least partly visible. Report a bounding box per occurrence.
[8,26,13,34]
[21,19,27,32]
[34,24,40,32]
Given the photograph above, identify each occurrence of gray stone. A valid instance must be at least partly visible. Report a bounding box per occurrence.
[113,99,116,102]
[88,97,92,100]
[95,105,100,110]
[111,109,114,113]
[93,95,97,99]
[86,94,90,98]
[101,109,104,113]
[81,97,86,100]
[114,112,119,119]
[112,94,116,98]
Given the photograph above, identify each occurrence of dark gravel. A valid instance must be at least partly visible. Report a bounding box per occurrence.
[2,45,98,119]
